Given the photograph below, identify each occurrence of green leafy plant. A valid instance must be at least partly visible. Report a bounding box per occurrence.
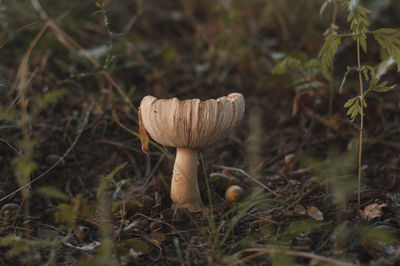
[54,196,95,230]
[318,0,399,212]
[270,52,331,117]
[320,0,340,115]
[273,51,325,86]
[96,161,137,225]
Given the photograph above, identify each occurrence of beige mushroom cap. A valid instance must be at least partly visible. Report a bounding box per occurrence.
[139,93,245,148]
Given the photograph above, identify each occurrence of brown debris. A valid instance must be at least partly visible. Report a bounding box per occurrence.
[306,206,324,221]
[359,203,387,220]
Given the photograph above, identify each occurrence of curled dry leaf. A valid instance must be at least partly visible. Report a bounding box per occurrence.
[306,206,323,221]
[138,107,149,156]
[292,90,314,116]
[292,94,300,116]
[359,203,387,220]
[150,231,166,243]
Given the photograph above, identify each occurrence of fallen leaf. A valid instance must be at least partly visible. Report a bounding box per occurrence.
[359,203,387,220]
[292,94,300,116]
[295,204,306,215]
[150,231,166,242]
[138,107,149,156]
[306,206,323,221]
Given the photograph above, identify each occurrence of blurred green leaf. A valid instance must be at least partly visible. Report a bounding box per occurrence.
[359,225,398,245]
[344,97,356,108]
[271,247,294,266]
[39,187,69,201]
[0,235,52,259]
[111,202,121,212]
[159,45,176,64]
[0,105,16,122]
[128,199,143,208]
[12,156,37,184]
[300,148,358,205]
[97,162,127,198]
[33,89,67,116]
[287,218,324,236]
[374,31,400,71]
[318,34,341,73]
[55,197,94,227]
[55,203,76,226]
[119,238,150,254]
[259,74,293,87]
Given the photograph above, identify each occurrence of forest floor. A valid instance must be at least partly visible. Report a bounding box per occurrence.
[1,0,400,265]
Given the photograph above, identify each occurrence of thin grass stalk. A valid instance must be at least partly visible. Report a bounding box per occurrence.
[356,28,364,213]
[199,153,221,260]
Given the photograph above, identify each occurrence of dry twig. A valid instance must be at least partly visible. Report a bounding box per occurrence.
[213,165,281,198]
[233,247,356,266]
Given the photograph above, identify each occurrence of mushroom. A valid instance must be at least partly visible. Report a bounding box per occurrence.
[139,93,245,212]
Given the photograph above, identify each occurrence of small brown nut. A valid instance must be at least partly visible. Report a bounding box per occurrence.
[284,153,296,168]
[225,185,244,202]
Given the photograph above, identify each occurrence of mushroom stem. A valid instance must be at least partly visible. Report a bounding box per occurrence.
[171,147,201,212]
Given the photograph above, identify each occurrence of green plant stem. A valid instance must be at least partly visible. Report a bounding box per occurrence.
[328,1,338,116]
[329,67,334,117]
[356,31,364,214]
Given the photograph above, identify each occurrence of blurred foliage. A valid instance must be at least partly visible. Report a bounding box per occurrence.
[97,162,128,198]
[55,197,94,228]
[270,247,294,266]
[119,238,150,254]
[0,235,54,262]
[273,51,328,85]
[301,148,358,206]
